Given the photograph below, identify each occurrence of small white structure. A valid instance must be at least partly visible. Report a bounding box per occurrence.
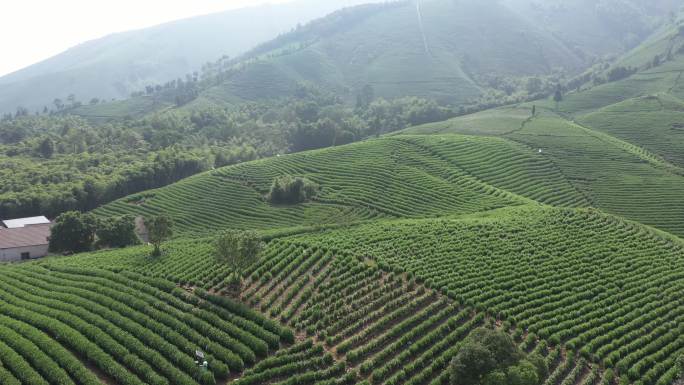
[0,217,51,262]
[2,216,50,229]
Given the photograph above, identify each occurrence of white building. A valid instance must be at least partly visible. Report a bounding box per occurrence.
[2,216,50,228]
[0,217,52,262]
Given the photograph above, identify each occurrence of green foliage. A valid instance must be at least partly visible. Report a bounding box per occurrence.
[506,361,540,385]
[37,137,54,158]
[48,211,98,253]
[450,328,543,385]
[268,176,318,205]
[0,89,457,219]
[95,215,140,249]
[95,136,527,235]
[553,84,563,109]
[199,370,216,385]
[450,341,496,385]
[215,230,263,276]
[0,264,286,385]
[606,66,637,82]
[145,214,174,256]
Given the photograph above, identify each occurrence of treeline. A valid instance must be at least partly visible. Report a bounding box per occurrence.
[0,148,213,219]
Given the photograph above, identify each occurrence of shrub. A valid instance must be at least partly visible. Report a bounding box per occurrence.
[268,176,318,204]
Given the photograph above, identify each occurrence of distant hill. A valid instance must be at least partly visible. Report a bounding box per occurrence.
[402,8,684,237]
[53,0,681,122]
[0,0,382,114]
[504,0,681,58]
[193,0,583,106]
[189,0,678,108]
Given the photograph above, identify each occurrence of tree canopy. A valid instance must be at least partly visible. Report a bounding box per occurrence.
[450,328,547,385]
[95,215,140,249]
[145,214,174,256]
[48,211,98,254]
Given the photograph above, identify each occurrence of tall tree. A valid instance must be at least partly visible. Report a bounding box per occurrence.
[49,211,98,253]
[215,230,263,294]
[553,84,563,111]
[145,214,174,256]
[38,137,55,158]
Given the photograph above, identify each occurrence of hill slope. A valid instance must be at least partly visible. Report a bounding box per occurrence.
[196,0,585,106]
[189,0,678,109]
[93,133,596,235]
[37,205,684,385]
[403,14,684,237]
[0,0,381,114]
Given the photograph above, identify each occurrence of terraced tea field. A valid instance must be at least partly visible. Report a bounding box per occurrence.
[7,33,684,385]
[290,206,684,385]
[406,107,684,237]
[95,136,567,235]
[40,233,603,385]
[577,94,684,169]
[0,264,292,385]
[42,204,683,385]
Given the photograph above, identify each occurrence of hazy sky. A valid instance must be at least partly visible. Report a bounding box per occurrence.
[0,0,294,77]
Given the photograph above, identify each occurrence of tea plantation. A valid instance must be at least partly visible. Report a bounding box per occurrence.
[4,25,684,385]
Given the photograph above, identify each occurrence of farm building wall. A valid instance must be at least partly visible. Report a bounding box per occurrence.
[0,244,49,262]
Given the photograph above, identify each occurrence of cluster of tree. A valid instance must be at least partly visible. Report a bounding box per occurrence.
[48,212,140,253]
[48,211,175,256]
[450,328,547,385]
[268,176,318,204]
[288,93,453,152]
[0,148,214,219]
[130,73,201,107]
[465,72,569,113]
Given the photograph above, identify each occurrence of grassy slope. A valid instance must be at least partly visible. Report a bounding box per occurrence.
[408,107,684,237]
[44,231,600,385]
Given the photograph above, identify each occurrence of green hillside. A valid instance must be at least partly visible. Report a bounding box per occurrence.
[197,0,584,106]
[32,205,684,385]
[289,205,684,385]
[92,133,601,235]
[2,2,684,385]
[402,18,684,236]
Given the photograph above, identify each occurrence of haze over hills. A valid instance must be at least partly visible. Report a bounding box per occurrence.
[2,1,684,385]
[191,0,679,107]
[63,0,680,122]
[0,0,382,114]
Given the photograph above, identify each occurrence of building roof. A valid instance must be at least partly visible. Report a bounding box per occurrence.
[0,224,51,249]
[2,216,50,229]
